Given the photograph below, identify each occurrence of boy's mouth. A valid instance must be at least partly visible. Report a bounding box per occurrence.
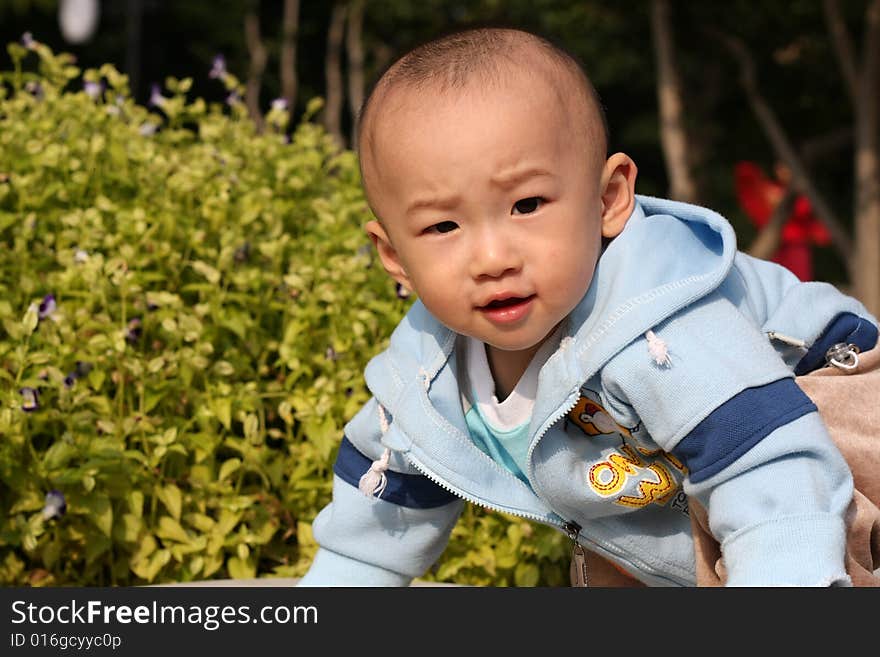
[480,294,535,309]
[477,294,536,325]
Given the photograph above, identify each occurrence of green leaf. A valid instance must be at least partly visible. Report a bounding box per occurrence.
[115,513,143,543]
[42,442,77,470]
[191,260,220,284]
[227,555,256,579]
[42,540,62,570]
[79,494,113,537]
[514,562,540,587]
[243,414,259,443]
[22,304,38,336]
[213,398,232,430]
[85,534,111,564]
[157,483,182,520]
[156,516,191,543]
[218,458,241,481]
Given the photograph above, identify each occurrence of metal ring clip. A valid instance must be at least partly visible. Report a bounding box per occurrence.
[825,342,860,371]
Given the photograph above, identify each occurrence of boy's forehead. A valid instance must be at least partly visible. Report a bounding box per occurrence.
[368,75,570,175]
[367,65,588,161]
[374,51,574,123]
[363,52,600,162]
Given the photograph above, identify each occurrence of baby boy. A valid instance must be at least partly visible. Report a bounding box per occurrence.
[299,27,878,586]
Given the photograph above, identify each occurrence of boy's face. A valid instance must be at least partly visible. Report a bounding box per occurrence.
[363,70,634,360]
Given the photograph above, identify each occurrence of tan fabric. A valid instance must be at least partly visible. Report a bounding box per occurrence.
[583,549,646,587]
[690,344,880,586]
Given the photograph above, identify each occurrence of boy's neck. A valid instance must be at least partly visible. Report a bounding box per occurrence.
[484,342,545,402]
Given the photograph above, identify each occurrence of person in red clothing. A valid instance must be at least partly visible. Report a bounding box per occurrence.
[734,161,830,281]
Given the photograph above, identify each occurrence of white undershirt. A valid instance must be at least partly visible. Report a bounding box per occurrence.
[463,324,564,432]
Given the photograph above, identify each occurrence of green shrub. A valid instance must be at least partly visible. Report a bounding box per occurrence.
[0,39,569,586]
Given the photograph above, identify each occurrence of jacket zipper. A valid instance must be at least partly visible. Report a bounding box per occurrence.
[405,434,672,586]
[523,390,678,584]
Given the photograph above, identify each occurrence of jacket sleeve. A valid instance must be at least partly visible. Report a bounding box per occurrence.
[298,398,464,587]
[726,252,878,372]
[600,290,855,586]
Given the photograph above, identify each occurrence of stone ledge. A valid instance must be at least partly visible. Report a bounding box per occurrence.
[152,578,460,587]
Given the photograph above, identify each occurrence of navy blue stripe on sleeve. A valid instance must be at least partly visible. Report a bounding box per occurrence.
[333,436,458,509]
[671,378,817,484]
[794,312,879,375]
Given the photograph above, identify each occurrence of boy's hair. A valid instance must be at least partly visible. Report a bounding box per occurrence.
[357,27,610,220]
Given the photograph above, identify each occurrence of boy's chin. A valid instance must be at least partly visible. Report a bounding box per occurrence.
[477,330,557,354]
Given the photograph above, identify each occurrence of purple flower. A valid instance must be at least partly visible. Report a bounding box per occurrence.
[64,361,92,388]
[74,249,89,263]
[125,317,142,344]
[21,32,35,49]
[209,54,227,79]
[138,122,158,137]
[396,283,411,299]
[38,294,56,319]
[325,346,338,361]
[225,91,241,106]
[83,80,103,100]
[42,490,66,520]
[271,98,288,112]
[234,242,250,264]
[148,83,167,108]
[20,387,39,412]
[25,80,43,100]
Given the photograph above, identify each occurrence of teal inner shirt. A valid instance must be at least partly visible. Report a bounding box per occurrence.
[457,327,564,488]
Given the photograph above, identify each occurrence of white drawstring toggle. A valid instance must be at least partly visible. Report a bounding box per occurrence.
[645,330,672,367]
[359,401,392,499]
[359,447,390,498]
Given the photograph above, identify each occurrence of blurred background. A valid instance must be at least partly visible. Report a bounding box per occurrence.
[3,0,879,310]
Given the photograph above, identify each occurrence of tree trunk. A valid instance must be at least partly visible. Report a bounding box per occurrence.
[853,0,880,316]
[823,0,860,107]
[650,0,699,203]
[823,0,880,315]
[125,0,143,100]
[244,8,267,133]
[346,0,366,149]
[324,1,348,148]
[280,0,300,116]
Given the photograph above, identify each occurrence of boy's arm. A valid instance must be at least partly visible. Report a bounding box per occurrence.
[728,252,878,372]
[298,398,464,587]
[678,410,853,586]
[600,289,862,586]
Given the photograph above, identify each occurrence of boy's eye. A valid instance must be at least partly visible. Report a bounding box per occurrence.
[512,197,543,214]
[425,220,458,234]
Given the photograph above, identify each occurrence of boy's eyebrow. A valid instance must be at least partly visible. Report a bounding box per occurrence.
[405,168,555,216]
[405,194,462,216]
[489,167,555,189]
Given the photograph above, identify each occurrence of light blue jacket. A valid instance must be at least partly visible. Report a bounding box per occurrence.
[299,195,878,587]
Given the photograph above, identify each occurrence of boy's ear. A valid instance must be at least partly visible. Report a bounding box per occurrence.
[364,219,413,292]
[599,153,638,239]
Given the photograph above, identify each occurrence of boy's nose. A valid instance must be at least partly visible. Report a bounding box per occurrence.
[469,226,523,279]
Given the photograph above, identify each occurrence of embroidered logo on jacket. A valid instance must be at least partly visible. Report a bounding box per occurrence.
[566,393,688,512]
